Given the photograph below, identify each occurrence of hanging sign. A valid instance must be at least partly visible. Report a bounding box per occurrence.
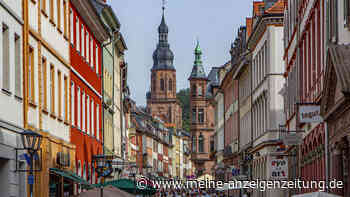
[268,157,288,180]
[299,105,323,123]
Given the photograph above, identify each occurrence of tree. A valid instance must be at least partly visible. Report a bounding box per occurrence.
[177,88,190,132]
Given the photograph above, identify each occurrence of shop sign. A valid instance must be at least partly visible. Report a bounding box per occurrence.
[268,157,288,180]
[28,175,34,185]
[299,105,323,123]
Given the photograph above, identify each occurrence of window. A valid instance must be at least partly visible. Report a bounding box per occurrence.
[345,0,350,26]
[91,100,94,136]
[169,79,172,91]
[29,49,35,101]
[192,135,197,152]
[192,108,196,123]
[70,8,73,44]
[64,76,68,121]
[57,0,61,31]
[82,91,85,132]
[42,58,47,109]
[168,107,172,123]
[41,0,46,13]
[50,65,55,113]
[153,141,158,152]
[58,71,62,118]
[191,84,197,97]
[86,32,89,63]
[160,78,164,91]
[63,0,67,37]
[50,0,54,23]
[96,46,99,74]
[2,24,9,91]
[198,109,204,124]
[327,0,338,42]
[96,104,99,140]
[90,38,93,67]
[15,34,21,97]
[81,25,84,58]
[198,133,204,153]
[87,96,90,135]
[77,87,80,128]
[198,86,202,96]
[76,16,79,51]
[71,82,75,126]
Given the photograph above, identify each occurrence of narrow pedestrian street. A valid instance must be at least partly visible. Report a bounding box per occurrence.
[0,0,349,196]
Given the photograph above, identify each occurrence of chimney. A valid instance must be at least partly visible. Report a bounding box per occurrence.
[264,0,278,10]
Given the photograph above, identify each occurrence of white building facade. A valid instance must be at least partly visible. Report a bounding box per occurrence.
[0,0,27,196]
[248,3,286,197]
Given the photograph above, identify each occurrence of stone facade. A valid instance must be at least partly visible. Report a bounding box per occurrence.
[189,42,216,179]
[146,9,182,129]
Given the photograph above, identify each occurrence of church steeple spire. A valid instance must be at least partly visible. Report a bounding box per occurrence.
[189,39,207,80]
[152,0,175,70]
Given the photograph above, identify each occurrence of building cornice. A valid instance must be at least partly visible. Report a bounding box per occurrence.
[247,14,284,51]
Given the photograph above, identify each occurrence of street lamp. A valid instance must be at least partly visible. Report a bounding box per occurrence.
[21,129,43,153]
[21,129,43,197]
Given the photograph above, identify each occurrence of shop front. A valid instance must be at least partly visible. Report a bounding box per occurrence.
[33,131,84,197]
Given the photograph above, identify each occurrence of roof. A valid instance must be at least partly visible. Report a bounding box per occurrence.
[152,13,175,70]
[206,67,221,97]
[189,41,207,80]
[253,1,265,16]
[327,44,350,94]
[265,0,285,14]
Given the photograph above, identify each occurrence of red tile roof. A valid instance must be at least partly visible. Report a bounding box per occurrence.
[265,0,285,14]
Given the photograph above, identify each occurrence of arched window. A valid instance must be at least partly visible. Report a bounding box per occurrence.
[191,84,197,96]
[160,78,165,91]
[192,135,197,152]
[198,133,204,153]
[169,79,173,91]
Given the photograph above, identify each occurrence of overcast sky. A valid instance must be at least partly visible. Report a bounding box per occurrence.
[111,0,254,106]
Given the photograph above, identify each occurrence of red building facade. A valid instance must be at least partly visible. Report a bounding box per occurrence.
[69,0,108,185]
[283,0,325,195]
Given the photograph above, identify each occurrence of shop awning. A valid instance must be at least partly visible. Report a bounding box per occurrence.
[292,192,341,197]
[49,168,92,188]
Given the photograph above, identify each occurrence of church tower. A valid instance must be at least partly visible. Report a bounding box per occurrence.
[146,3,182,128]
[189,41,215,178]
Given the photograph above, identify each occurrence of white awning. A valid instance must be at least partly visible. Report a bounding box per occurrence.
[292,192,341,197]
